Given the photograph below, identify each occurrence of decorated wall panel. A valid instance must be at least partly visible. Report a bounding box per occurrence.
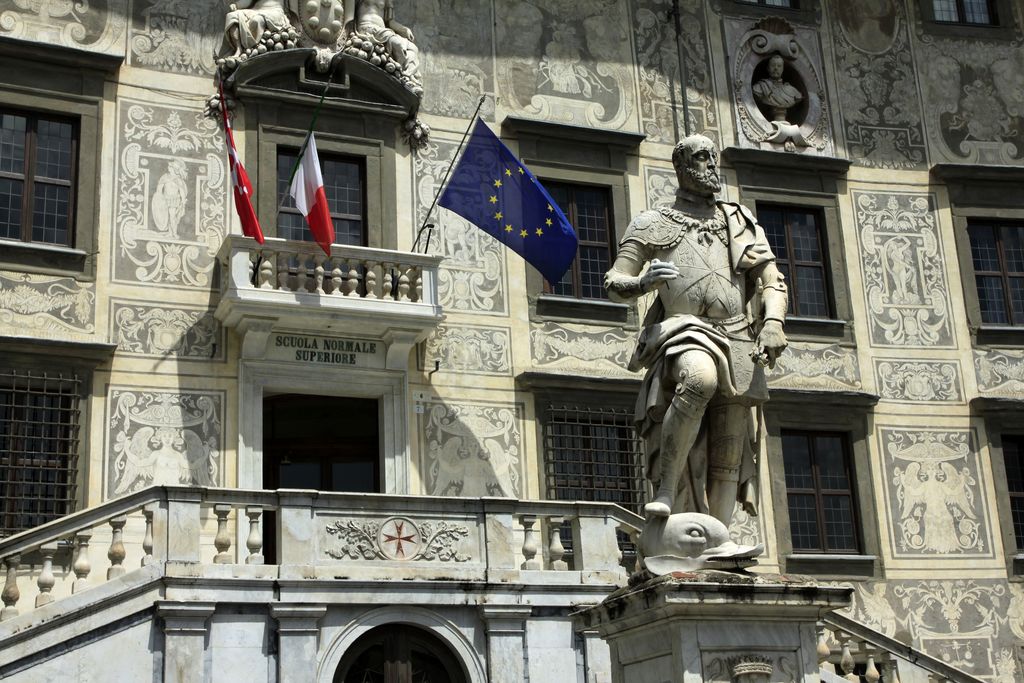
[0,271,95,341]
[494,0,637,131]
[414,137,508,315]
[422,323,512,376]
[418,400,524,498]
[877,427,993,559]
[873,359,963,403]
[528,321,634,378]
[768,342,861,391]
[632,0,719,146]
[111,99,226,289]
[129,0,224,75]
[852,191,954,348]
[104,387,225,497]
[975,348,1024,396]
[110,299,224,361]
[830,0,927,168]
[0,0,127,54]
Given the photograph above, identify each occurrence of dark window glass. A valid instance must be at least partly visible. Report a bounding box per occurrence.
[277,148,365,246]
[782,430,860,553]
[1003,436,1024,551]
[759,204,831,318]
[0,110,76,247]
[0,370,80,537]
[740,0,796,6]
[932,0,996,24]
[969,222,1024,325]
[544,182,614,300]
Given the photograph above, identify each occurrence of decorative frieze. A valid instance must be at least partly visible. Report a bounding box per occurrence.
[324,516,471,562]
[974,349,1024,395]
[420,401,524,497]
[0,0,127,54]
[129,0,223,74]
[874,359,962,403]
[853,191,953,348]
[111,300,222,360]
[105,388,224,497]
[878,428,992,558]
[769,342,861,391]
[0,271,95,340]
[423,324,512,376]
[529,321,634,378]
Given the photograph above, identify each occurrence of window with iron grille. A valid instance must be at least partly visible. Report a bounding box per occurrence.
[968,222,1024,325]
[759,204,833,319]
[782,430,861,554]
[931,0,996,24]
[0,369,81,537]
[0,109,78,247]
[543,182,615,300]
[1003,435,1024,551]
[277,148,366,246]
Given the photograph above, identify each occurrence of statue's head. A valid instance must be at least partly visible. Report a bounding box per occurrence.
[767,53,786,79]
[672,134,720,197]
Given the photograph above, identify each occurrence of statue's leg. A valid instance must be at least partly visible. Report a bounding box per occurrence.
[706,401,748,525]
[644,349,718,518]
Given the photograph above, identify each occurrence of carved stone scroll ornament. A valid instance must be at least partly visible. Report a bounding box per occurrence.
[324,517,470,562]
[731,17,830,153]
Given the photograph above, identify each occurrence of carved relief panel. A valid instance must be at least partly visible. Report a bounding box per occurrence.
[769,342,861,391]
[0,271,95,341]
[702,653,799,682]
[725,16,833,154]
[878,427,993,559]
[853,191,953,348]
[104,388,224,497]
[112,99,226,290]
[873,359,963,403]
[110,299,224,361]
[129,0,224,74]
[831,0,927,168]
[529,321,635,378]
[422,323,512,377]
[419,401,524,498]
[495,0,637,131]
[0,0,127,54]
[633,0,720,146]
[415,138,508,315]
[975,348,1024,396]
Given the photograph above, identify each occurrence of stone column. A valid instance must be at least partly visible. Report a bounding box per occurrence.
[480,606,532,683]
[579,626,612,683]
[271,604,327,683]
[157,601,215,683]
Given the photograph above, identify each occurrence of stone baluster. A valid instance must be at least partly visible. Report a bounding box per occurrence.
[839,638,857,681]
[888,662,901,683]
[547,516,567,571]
[397,267,411,301]
[277,251,289,290]
[1,554,20,621]
[107,516,127,579]
[73,531,93,593]
[295,255,308,293]
[214,504,232,564]
[313,254,326,294]
[346,263,360,297]
[258,253,275,289]
[365,260,378,299]
[248,253,256,286]
[35,543,58,608]
[330,260,343,295]
[142,507,154,566]
[413,266,423,302]
[863,654,880,683]
[245,507,264,565]
[520,515,540,570]
[381,262,394,299]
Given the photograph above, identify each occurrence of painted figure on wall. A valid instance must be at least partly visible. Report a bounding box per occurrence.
[605,135,788,528]
[151,159,189,237]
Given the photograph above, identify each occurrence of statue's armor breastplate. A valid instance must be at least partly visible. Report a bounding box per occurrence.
[654,210,745,320]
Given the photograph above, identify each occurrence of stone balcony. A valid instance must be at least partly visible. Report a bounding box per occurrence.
[215,236,444,365]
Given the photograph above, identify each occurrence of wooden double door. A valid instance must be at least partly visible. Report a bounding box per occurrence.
[334,625,466,683]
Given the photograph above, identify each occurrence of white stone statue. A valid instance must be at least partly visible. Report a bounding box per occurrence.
[224,0,291,58]
[752,53,803,123]
[604,135,788,572]
[640,512,763,574]
[344,0,422,94]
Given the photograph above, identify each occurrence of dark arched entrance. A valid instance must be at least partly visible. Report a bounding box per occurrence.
[334,624,468,683]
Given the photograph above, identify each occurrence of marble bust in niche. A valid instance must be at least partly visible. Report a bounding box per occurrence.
[752,53,803,124]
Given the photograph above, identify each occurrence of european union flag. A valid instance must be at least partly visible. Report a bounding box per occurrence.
[438,119,578,285]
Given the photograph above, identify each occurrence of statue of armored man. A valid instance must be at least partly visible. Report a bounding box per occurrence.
[604,135,788,574]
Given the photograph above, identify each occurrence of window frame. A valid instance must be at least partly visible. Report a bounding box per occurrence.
[976,405,1024,578]
[541,180,616,302]
[1000,434,1024,553]
[765,390,881,578]
[757,202,834,320]
[916,0,1016,38]
[966,220,1024,327]
[780,428,862,554]
[928,0,998,25]
[275,146,368,247]
[717,0,819,24]
[0,107,79,248]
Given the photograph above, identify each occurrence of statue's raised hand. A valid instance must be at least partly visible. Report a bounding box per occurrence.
[640,259,679,293]
[755,319,787,369]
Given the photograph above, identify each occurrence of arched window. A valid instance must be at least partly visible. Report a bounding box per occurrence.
[334,624,467,683]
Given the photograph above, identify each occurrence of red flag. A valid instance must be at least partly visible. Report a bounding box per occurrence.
[288,133,334,256]
[219,85,264,244]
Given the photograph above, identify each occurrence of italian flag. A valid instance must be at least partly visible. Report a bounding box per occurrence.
[289,133,335,255]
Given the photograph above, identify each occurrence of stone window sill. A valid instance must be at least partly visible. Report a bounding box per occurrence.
[784,553,876,578]
[535,294,630,325]
[976,325,1024,348]
[1013,554,1024,576]
[0,238,91,278]
[784,316,849,342]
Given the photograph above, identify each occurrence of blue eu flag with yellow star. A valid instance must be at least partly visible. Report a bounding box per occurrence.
[438,119,578,285]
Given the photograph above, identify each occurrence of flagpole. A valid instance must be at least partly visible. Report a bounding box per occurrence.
[275,73,335,217]
[412,94,489,253]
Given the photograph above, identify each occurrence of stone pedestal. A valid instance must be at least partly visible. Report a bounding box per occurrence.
[574,572,851,683]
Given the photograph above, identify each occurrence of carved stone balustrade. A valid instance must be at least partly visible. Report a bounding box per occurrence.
[215,236,444,368]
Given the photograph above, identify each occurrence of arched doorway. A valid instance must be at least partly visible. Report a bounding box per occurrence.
[334,624,468,683]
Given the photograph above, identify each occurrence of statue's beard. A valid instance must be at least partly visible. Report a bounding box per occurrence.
[679,167,721,196]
